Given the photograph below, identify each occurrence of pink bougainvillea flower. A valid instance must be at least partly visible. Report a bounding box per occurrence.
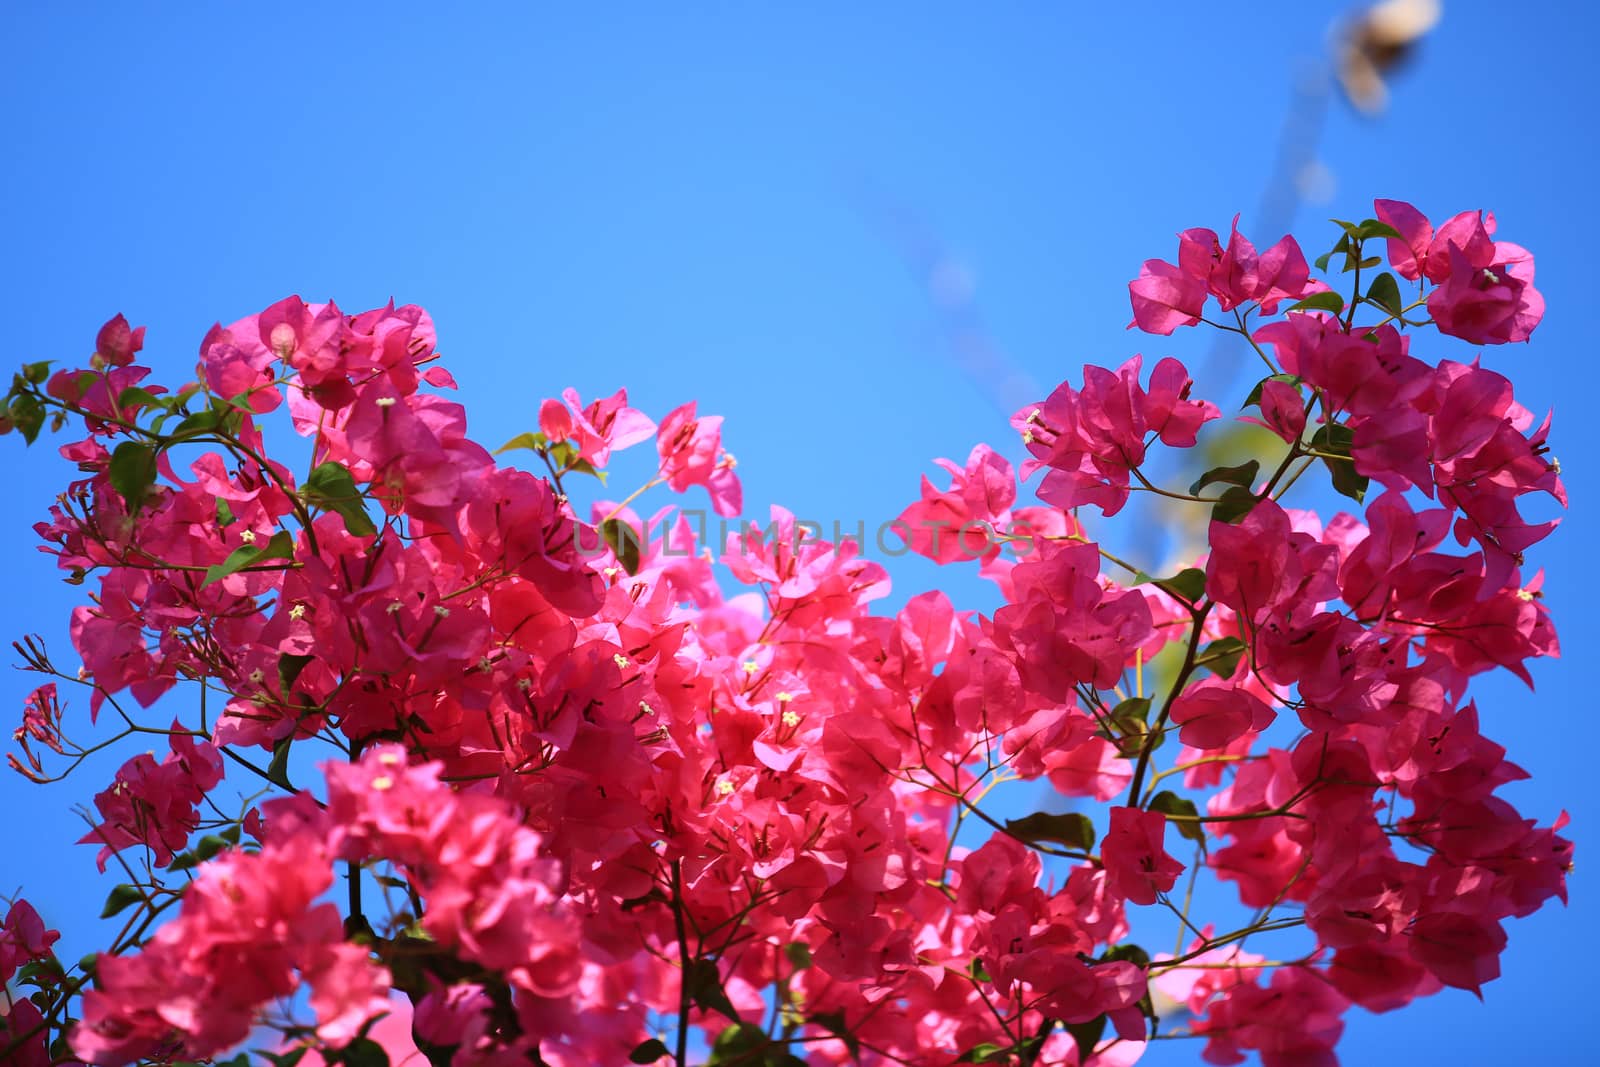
[1101,806,1185,906]
[656,400,742,516]
[95,314,146,367]
[539,386,656,467]
[1128,258,1207,334]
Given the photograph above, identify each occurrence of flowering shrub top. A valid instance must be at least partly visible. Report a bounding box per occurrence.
[0,200,1570,1067]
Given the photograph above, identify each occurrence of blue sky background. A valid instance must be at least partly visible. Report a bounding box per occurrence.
[1,3,1594,1064]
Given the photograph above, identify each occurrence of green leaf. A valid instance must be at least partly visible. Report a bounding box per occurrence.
[1329,218,1361,237]
[1311,423,1353,455]
[116,386,161,411]
[1311,423,1368,503]
[203,542,266,587]
[22,359,52,385]
[628,1038,671,1064]
[109,441,159,513]
[1006,811,1096,851]
[1286,291,1344,315]
[547,440,579,469]
[167,848,202,872]
[1210,485,1257,525]
[302,461,377,538]
[1366,272,1403,316]
[172,407,223,436]
[6,392,46,444]
[495,430,548,455]
[1064,1014,1107,1061]
[192,833,230,862]
[1156,568,1208,605]
[784,941,813,970]
[1107,695,1156,757]
[687,958,741,1022]
[707,1022,768,1064]
[329,1037,389,1067]
[1149,791,1207,848]
[1312,250,1334,272]
[1101,942,1152,968]
[267,734,295,791]
[1357,255,1382,269]
[1198,636,1248,678]
[955,1043,1009,1063]
[1136,567,1209,605]
[202,529,295,588]
[601,517,643,576]
[278,652,314,696]
[100,883,143,919]
[1355,218,1404,241]
[1327,459,1369,503]
[258,1048,311,1067]
[1189,459,1260,497]
[567,456,608,484]
[15,958,63,987]
[215,497,236,527]
[1111,696,1152,729]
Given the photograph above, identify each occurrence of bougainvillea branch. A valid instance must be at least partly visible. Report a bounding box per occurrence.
[0,200,1570,1067]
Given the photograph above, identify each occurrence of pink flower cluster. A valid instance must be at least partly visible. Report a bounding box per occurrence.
[0,201,1572,1067]
[1375,199,1544,345]
[1128,216,1321,334]
[78,727,224,872]
[0,898,62,1067]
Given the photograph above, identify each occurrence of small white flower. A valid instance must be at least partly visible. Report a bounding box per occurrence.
[371,775,395,791]
[741,659,759,675]
[715,778,735,796]
[288,603,307,620]
[613,653,630,669]
[432,605,450,618]
[386,601,403,615]
[375,396,397,408]
[1483,268,1500,284]
[781,710,801,728]
[248,668,265,684]
[239,529,257,544]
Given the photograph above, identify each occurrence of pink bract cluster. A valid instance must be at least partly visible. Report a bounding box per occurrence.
[0,200,1572,1067]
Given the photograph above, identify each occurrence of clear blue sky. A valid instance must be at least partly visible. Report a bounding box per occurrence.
[2,3,1594,1064]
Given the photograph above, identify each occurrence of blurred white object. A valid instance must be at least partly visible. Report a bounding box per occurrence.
[1337,0,1443,114]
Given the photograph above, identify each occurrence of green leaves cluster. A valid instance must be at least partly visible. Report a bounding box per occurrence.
[496,429,608,483]
[303,461,377,537]
[1312,217,1403,274]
